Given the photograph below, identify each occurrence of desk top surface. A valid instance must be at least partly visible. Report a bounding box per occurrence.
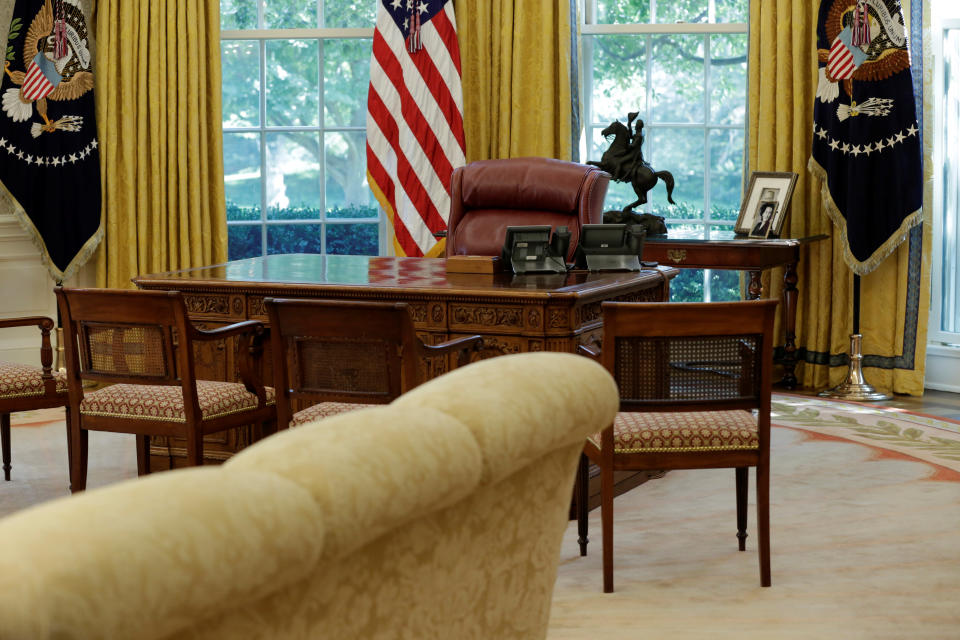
[133,254,675,298]
[645,233,829,247]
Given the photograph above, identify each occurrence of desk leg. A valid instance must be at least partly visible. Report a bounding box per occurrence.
[780,262,799,389]
[747,270,762,299]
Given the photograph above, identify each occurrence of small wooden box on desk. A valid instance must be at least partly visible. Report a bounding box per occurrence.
[445,255,504,274]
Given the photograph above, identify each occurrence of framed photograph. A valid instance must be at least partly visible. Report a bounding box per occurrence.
[734,171,799,238]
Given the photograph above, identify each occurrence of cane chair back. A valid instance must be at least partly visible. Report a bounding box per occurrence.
[56,287,276,492]
[579,299,777,592]
[265,298,483,429]
[0,316,70,481]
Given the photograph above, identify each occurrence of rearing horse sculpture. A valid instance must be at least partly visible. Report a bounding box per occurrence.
[588,118,675,211]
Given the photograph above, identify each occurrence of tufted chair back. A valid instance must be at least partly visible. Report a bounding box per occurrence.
[445,157,610,262]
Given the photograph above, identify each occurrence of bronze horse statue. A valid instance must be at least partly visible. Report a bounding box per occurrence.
[588,119,675,211]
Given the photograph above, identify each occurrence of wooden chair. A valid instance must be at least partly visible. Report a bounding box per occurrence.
[0,316,70,481]
[578,299,778,592]
[264,298,483,429]
[55,287,276,492]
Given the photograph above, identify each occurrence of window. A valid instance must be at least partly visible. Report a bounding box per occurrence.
[220,1,382,261]
[580,0,749,301]
[930,17,960,344]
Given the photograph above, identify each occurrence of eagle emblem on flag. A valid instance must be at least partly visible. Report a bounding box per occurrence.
[2,0,93,138]
[0,0,101,283]
[809,0,921,275]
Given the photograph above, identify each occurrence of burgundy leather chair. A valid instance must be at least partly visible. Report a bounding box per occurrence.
[445,157,611,262]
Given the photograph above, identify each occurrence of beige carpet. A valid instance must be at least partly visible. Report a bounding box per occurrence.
[3,399,960,639]
[549,395,960,639]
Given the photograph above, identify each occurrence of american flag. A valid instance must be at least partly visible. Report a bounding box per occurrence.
[366,0,466,257]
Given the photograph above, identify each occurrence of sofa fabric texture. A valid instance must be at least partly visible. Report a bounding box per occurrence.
[0,352,618,640]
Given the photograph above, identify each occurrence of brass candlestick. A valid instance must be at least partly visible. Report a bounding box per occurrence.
[818,333,891,401]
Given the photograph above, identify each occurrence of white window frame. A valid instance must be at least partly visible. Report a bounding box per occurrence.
[928,17,960,345]
[221,5,385,260]
[579,1,749,301]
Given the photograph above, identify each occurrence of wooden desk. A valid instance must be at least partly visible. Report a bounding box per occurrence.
[133,254,676,467]
[643,235,828,389]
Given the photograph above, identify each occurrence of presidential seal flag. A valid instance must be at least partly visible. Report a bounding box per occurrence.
[366,0,466,258]
[0,0,102,282]
[809,0,922,275]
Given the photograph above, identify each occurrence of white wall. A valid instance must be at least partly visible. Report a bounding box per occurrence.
[0,212,94,367]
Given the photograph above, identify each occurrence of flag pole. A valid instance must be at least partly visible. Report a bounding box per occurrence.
[818,272,892,401]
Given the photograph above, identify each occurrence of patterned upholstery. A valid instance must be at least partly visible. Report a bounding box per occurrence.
[0,362,68,399]
[587,409,758,453]
[291,401,367,427]
[80,381,276,423]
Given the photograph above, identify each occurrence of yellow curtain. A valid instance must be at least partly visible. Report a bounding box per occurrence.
[92,0,227,289]
[748,1,931,395]
[453,0,573,161]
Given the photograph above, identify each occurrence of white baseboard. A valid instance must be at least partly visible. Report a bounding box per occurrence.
[925,343,960,393]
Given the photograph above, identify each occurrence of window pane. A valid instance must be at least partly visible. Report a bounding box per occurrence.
[325,131,375,214]
[649,128,703,210]
[224,132,262,216]
[708,269,741,301]
[709,128,745,219]
[266,40,319,127]
[268,223,323,254]
[669,268,705,302]
[585,35,649,123]
[657,0,708,24]
[324,0,377,28]
[327,223,379,255]
[265,132,321,217]
[222,41,260,128]
[596,1,650,23]
[228,225,263,260]
[651,35,705,124]
[942,28,960,333]
[265,0,316,29]
[715,0,749,23]
[710,34,748,125]
[221,0,258,29]
[323,39,372,127]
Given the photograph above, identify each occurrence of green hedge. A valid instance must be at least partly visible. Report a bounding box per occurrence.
[227,203,379,260]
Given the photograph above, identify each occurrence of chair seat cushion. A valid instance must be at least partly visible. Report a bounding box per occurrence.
[80,380,275,423]
[0,362,68,399]
[291,401,368,427]
[588,409,758,453]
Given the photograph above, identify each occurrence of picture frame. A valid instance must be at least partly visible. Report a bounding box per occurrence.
[734,171,799,238]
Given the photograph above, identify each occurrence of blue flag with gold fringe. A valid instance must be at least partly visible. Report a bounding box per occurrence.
[0,0,102,282]
[809,0,922,275]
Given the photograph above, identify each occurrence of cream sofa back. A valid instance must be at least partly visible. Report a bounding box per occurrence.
[0,352,618,640]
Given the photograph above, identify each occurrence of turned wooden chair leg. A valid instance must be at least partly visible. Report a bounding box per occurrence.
[70,420,88,493]
[736,466,748,551]
[186,428,204,468]
[576,452,590,556]
[1,413,11,481]
[601,458,615,593]
[136,435,151,476]
[757,458,771,587]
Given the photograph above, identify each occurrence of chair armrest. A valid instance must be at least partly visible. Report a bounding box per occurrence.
[0,316,55,331]
[191,320,266,342]
[0,316,57,386]
[577,343,601,361]
[419,334,484,368]
[192,321,270,404]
